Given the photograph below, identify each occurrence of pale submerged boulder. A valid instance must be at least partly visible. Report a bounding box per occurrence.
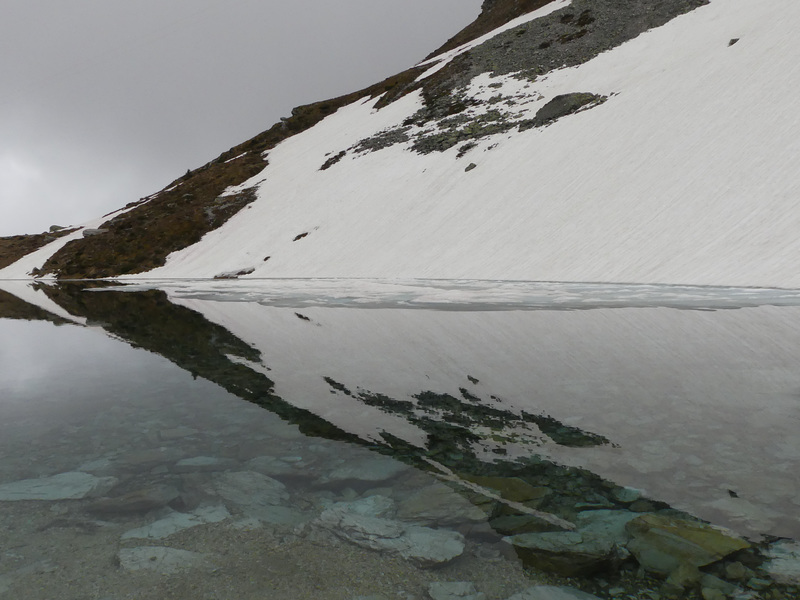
[506,585,602,600]
[315,496,465,567]
[0,471,117,501]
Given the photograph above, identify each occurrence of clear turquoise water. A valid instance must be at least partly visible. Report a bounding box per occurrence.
[1,282,798,599]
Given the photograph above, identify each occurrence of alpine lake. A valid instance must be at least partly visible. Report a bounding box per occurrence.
[0,279,799,600]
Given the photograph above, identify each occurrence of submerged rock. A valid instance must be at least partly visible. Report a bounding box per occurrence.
[319,455,409,486]
[625,514,750,574]
[121,505,230,539]
[504,530,626,577]
[87,484,180,514]
[212,470,305,526]
[506,586,602,600]
[0,472,117,501]
[315,496,465,567]
[490,514,554,535]
[213,471,288,506]
[575,509,641,542]
[504,510,639,577]
[246,455,297,477]
[397,482,486,526]
[428,581,485,600]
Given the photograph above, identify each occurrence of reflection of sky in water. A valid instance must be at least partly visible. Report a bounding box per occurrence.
[143,281,800,540]
[3,280,800,544]
[0,318,225,428]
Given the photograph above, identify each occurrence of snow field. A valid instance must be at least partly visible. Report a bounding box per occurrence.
[141,0,800,287]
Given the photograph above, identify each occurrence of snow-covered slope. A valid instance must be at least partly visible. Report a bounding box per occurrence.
[136,0,800,287]
[3,0,799,286]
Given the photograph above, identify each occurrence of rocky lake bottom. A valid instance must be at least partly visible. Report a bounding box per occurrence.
[0,281,799,599]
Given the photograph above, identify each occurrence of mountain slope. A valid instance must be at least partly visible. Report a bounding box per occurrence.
[3,0,798,287]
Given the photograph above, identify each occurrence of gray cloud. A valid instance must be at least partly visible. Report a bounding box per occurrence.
[1,0,482,235]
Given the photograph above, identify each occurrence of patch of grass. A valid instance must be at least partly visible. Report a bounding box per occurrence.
[0,228,77,271]
[38,66,430,279]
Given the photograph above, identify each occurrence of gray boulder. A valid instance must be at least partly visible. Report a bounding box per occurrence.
[519,93,607,132]
[428,581,485,600]
[315,496,465,567]
[625,514,750,575]
[504,508,640,577]
[213,470,288,506]
[81,228,108,237]
[212,470,305,526]
[121,505,230,540]
[0,472,117,501]
[506,586,602,600]
[87,484,179,514]
[397,482,486,526]
[504,530,626,577]
[320,455,409,486]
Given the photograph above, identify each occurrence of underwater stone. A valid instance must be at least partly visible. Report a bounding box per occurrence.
[397,482,486,526]
[700,589,726,600]
[87,484,180,514]
[315,499,465,567]
[428,581,485,600]
[320,455,409,485]
[0,472,117,501]
[246,455,297,477]
[212,470,307,525]
[213,471,289,506]
[506,585,603,600]
[121,505,231,539]
[490,514,555,535]
[504,530,626,577]
[625,514,750,574]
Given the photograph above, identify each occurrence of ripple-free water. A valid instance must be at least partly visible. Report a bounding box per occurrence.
[0,282,798,599]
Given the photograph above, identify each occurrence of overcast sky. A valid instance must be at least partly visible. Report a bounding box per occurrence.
[1,0,482,236]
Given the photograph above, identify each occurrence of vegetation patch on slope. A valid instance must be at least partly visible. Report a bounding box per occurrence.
[37,68,426,279]
[0,228,77,271]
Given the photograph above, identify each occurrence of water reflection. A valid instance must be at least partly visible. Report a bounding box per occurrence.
[1,280,799,599]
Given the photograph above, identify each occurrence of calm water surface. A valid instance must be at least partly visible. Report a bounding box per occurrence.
[0,281,798,599]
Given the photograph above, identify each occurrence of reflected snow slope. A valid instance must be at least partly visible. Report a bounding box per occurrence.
[79,280,800,539]
[3,279,800,598]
